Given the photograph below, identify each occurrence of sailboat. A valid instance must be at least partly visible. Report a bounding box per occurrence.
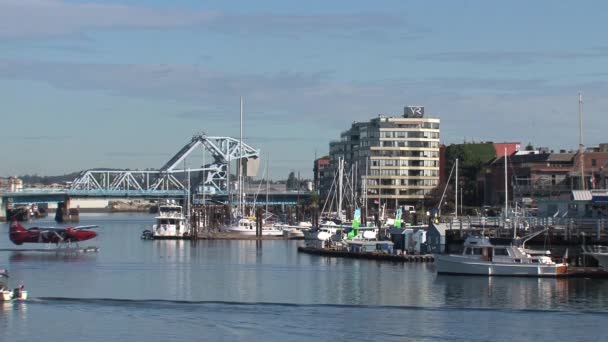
[227,98,282,236]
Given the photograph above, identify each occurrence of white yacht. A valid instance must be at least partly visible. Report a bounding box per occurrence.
[0,269,27,301]
[149,202,189,239]
[435,236,568,277]
[279,221,311,239]
[228,217,284,236]
[583,246,608,269]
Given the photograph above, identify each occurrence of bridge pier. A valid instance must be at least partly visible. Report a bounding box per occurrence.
[55,197,79,223]
[0,196,5,222]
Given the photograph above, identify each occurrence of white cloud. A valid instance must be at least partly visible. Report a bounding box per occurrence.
[0,0,411,40]
[0,0,219,39]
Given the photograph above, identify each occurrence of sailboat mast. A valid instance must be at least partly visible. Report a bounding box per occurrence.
[239,96,244,216]
[455,158,458,217]
[505,147,509,223]
[266,156,269,215]
[364,156,368,223]
[338,158,343,221]
[579,92,585,190]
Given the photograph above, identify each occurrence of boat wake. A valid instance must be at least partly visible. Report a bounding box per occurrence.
[31,297,608,315]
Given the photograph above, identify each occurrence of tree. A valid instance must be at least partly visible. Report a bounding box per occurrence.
[286,172,297,190]
[445,143,496,206]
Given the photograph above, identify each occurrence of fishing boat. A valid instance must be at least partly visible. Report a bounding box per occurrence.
[434,235,568,277]
[0,269,27,301]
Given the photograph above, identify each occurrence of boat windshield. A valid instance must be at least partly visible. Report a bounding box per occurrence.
[160,206,182,213]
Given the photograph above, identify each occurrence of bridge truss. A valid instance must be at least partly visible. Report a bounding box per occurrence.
[69,135,260,196]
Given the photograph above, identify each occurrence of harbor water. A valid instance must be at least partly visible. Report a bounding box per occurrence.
[1,213,608,341]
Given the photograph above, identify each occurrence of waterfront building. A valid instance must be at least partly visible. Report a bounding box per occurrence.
[483,144,608,206]
[313,156,331,194]
[322,106,441,210]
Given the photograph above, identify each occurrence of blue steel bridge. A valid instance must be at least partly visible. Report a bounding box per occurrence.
[1,134,312,209]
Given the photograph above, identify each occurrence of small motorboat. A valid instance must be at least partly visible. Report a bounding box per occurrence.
[0,268,28,301]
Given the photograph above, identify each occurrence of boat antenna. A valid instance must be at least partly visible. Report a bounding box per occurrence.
[579,92,585,190]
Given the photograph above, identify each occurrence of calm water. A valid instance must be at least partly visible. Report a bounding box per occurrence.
[1,213,607,341]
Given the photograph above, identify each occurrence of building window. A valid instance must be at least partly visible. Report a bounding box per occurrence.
[592,159,597,167]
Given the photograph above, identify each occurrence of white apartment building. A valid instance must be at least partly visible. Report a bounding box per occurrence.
[324,106,440,210]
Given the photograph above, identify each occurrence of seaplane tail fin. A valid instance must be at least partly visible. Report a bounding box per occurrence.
[9,220,26,245]
[9,220,27,233]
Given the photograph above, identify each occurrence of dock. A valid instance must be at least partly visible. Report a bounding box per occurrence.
[145,232,302,241]
[297,246,435,262]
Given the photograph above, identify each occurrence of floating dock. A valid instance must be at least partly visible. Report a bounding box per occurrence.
[143,233,301,241]
[297,246,434,262]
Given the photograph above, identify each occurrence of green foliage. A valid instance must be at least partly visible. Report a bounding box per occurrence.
[286,172,297,190]
[18,172,82,185]
[445,143,496,206]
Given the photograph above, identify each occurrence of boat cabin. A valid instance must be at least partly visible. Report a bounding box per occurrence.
[462,236,554,264]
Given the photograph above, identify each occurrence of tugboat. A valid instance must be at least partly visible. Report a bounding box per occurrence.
[0,268,28,301]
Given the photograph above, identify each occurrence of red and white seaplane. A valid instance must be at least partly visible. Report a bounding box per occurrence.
[8,220,100,252]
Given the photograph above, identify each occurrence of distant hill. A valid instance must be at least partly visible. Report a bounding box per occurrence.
[18,172,83,185]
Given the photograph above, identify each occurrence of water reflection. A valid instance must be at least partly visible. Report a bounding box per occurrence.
[431,275,608,311]
[9,252,97,263]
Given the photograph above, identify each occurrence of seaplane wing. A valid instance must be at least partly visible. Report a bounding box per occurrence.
[74,225,100,230]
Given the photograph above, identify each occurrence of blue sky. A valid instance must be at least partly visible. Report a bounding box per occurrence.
[1,0,607,179]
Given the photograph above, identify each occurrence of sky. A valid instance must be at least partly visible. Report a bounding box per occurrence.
[1,0,607,179]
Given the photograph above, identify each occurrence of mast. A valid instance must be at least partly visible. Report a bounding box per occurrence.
[505,147,509,227]
[579,92,585,190]
[202,149,206,205]
[455,158,458,217]
[266,155,269,215]
[338,158,343,221]
[351,163,355,209]
[364,156,368,223]
[239,96,244,217]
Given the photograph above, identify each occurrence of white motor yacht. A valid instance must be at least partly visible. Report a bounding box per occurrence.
[435,236,568,277]
[149,202,189,239]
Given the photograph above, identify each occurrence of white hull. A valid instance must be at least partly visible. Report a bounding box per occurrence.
[0,290,27,301]
[435,254,567,277]
[282,228,305,239]
[228,227,284,236]
[587,253,608,269]
[153,224,184,237]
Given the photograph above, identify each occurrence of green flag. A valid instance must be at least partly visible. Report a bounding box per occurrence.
[394,208,402,228]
